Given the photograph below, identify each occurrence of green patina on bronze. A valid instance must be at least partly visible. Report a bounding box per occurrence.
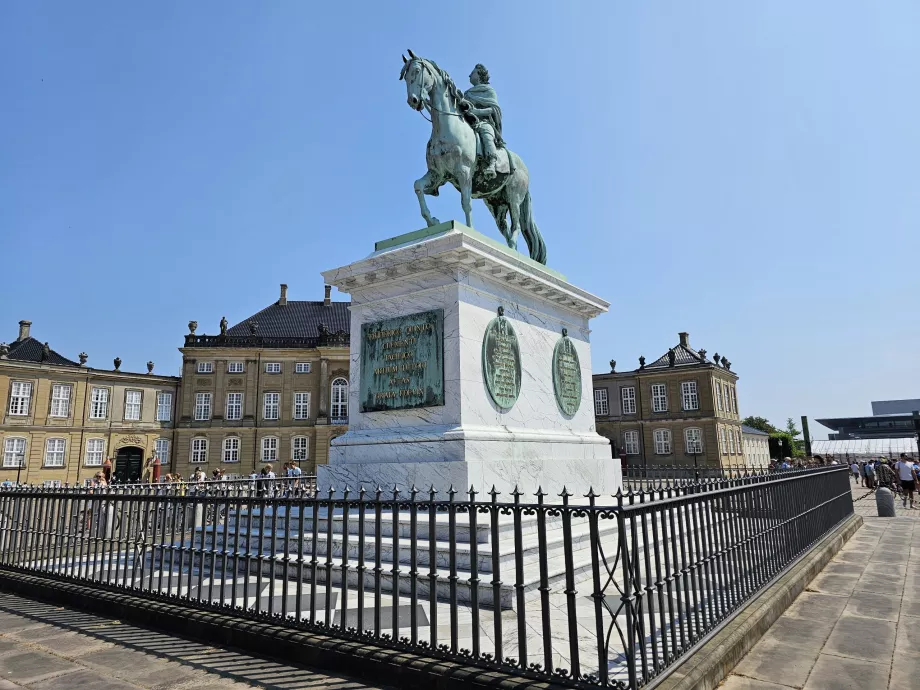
[360,309,444,412]
[481,307,521,410]
[552,328,582,416]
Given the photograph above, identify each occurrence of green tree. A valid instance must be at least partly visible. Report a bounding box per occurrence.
[742,416,778,434]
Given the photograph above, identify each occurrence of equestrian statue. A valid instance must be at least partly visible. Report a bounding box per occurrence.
[400,50,547,265]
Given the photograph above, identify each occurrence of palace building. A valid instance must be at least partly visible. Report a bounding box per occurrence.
[0,320,180,485]
[592,332,743,469]
[173,284,351,475]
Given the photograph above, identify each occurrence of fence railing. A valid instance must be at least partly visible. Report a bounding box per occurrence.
[0,466,853,688]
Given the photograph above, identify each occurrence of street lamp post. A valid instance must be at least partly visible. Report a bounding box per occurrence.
[15,456,24,485]
[691,450,699,481]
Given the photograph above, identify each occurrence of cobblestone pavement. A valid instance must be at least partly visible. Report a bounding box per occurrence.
[0,592,392,689]
[722,515,920,689]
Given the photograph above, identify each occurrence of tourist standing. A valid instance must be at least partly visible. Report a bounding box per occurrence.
[850,461,860,484]
[894,454,916,509]
[864,459,876,490]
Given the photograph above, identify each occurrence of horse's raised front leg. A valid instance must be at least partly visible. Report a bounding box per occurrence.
[459,167,474,228]
[414,170,442,227]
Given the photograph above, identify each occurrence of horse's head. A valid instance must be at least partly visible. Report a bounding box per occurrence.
[399,49,433,111]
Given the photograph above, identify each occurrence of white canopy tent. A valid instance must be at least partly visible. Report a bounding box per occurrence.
[811,438,919,461]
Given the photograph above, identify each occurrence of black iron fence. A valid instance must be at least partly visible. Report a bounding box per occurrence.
[0,466,853,688]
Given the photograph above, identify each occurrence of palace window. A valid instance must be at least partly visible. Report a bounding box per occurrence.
[685,428,703,454]
[191,438,208,464]
[8,382,32,416]
[2,438,26,468]
[124,390,142,421]
[593,389,608,416]
[156,392,172,421]
[194,392,212,421]
[728,428,736,454]
[44,438,66,467]
[651,384,668,413]
[653,429,672,455]
[719,427,727,454]
[295,362,312,374]
[265,362,281,374]
[292,436,309,462]
[294,392,311,420]
[623,430,640,455]
[261,437,278,463]
[227,362,244,373]
[197,362,213,374]
[715,381,723,411]
[85,438,105,466]
[155,439,169,465]
[331,378,348,421]
[226,392,242,420]
[681,381,699,411]
[729,386,737,413]
[223,437,240,463]
[263,393,280,420]
[90,387,109,419]
[50,384,72,418]
[621,386,636,414]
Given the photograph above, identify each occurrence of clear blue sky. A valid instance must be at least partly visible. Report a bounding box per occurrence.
[2,2,918,438]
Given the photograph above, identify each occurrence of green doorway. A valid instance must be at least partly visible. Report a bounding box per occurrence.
[114,446,143,483]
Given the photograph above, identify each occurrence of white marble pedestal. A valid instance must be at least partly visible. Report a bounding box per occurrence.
[317,221,620,501]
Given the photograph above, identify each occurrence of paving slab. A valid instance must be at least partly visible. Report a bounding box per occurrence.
[720,678,794,690]
[0,650,80,684]
[803,653,890,690]
[29,669,141,689]
[731,638,821,687]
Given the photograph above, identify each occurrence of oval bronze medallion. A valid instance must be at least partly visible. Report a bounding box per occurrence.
[482,307,522,410]
[552,328,582,416]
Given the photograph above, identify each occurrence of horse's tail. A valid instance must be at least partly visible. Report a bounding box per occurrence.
[520,190,547,265]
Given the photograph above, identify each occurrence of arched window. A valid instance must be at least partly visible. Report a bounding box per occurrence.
[653,429,672,455]
[261,436,278,463]
[331,378,348,421]
[191,438,208,464]
[684,428,703,454]
[223,437,240,463]
[44,438,66,467]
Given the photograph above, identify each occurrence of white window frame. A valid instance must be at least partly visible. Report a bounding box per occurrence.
[295,362,312,374]
[263,392,280,420]
[194,392,212,421]
[331,377,348,421]
[735,428,742,455]
[719,427,727,454]
[155,439,170,465]
[3,437,27,468]
[685,428,703,454]
[728,428,736,454]
[681,381,699,411]
[50,384,72,418]
[730,385,737,413]
[265,362,281,374]
[223,437,240,463]
[293,392,311,420]
[44,438,66,467]
[651,384,668,413]
[261,436,278,463]
[593,389,609,416]
[191,438,208,464]
[226,392,243,421]
[227,361,244,373]
[8,381,33,416]
[90,387,109,420]
[84,438,105,466]
[621,386,636,415]
[292,436,309,462]
[124,389,142,421]
[156,392,173,422]
[653,429,672,455]
[197,362,213,374]
[716,381,724,411]
[623,430,640,455]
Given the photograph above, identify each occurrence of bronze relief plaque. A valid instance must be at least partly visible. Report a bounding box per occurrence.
[552,328,582,416]
[482,307,522,410]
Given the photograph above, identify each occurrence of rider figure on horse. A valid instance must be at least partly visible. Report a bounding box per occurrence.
[460,64,503,179]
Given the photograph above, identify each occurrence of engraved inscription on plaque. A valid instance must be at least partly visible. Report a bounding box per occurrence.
[482,306,522,410]
[552,328,582,416]
[359,309,444,412]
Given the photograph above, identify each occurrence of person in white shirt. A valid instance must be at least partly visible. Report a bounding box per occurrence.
[894,454,917,509]
[850,462,860,484]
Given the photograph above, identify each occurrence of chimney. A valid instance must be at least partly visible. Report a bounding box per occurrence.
[279,284,288,306]
[18,320,31,341]
[324,285,332,307]
[678,332,689,348]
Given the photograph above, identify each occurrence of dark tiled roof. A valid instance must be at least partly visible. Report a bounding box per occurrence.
[741,425,770,436]
[644,343,705,370]
[6,337,80,367]
[227,301,351,339]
